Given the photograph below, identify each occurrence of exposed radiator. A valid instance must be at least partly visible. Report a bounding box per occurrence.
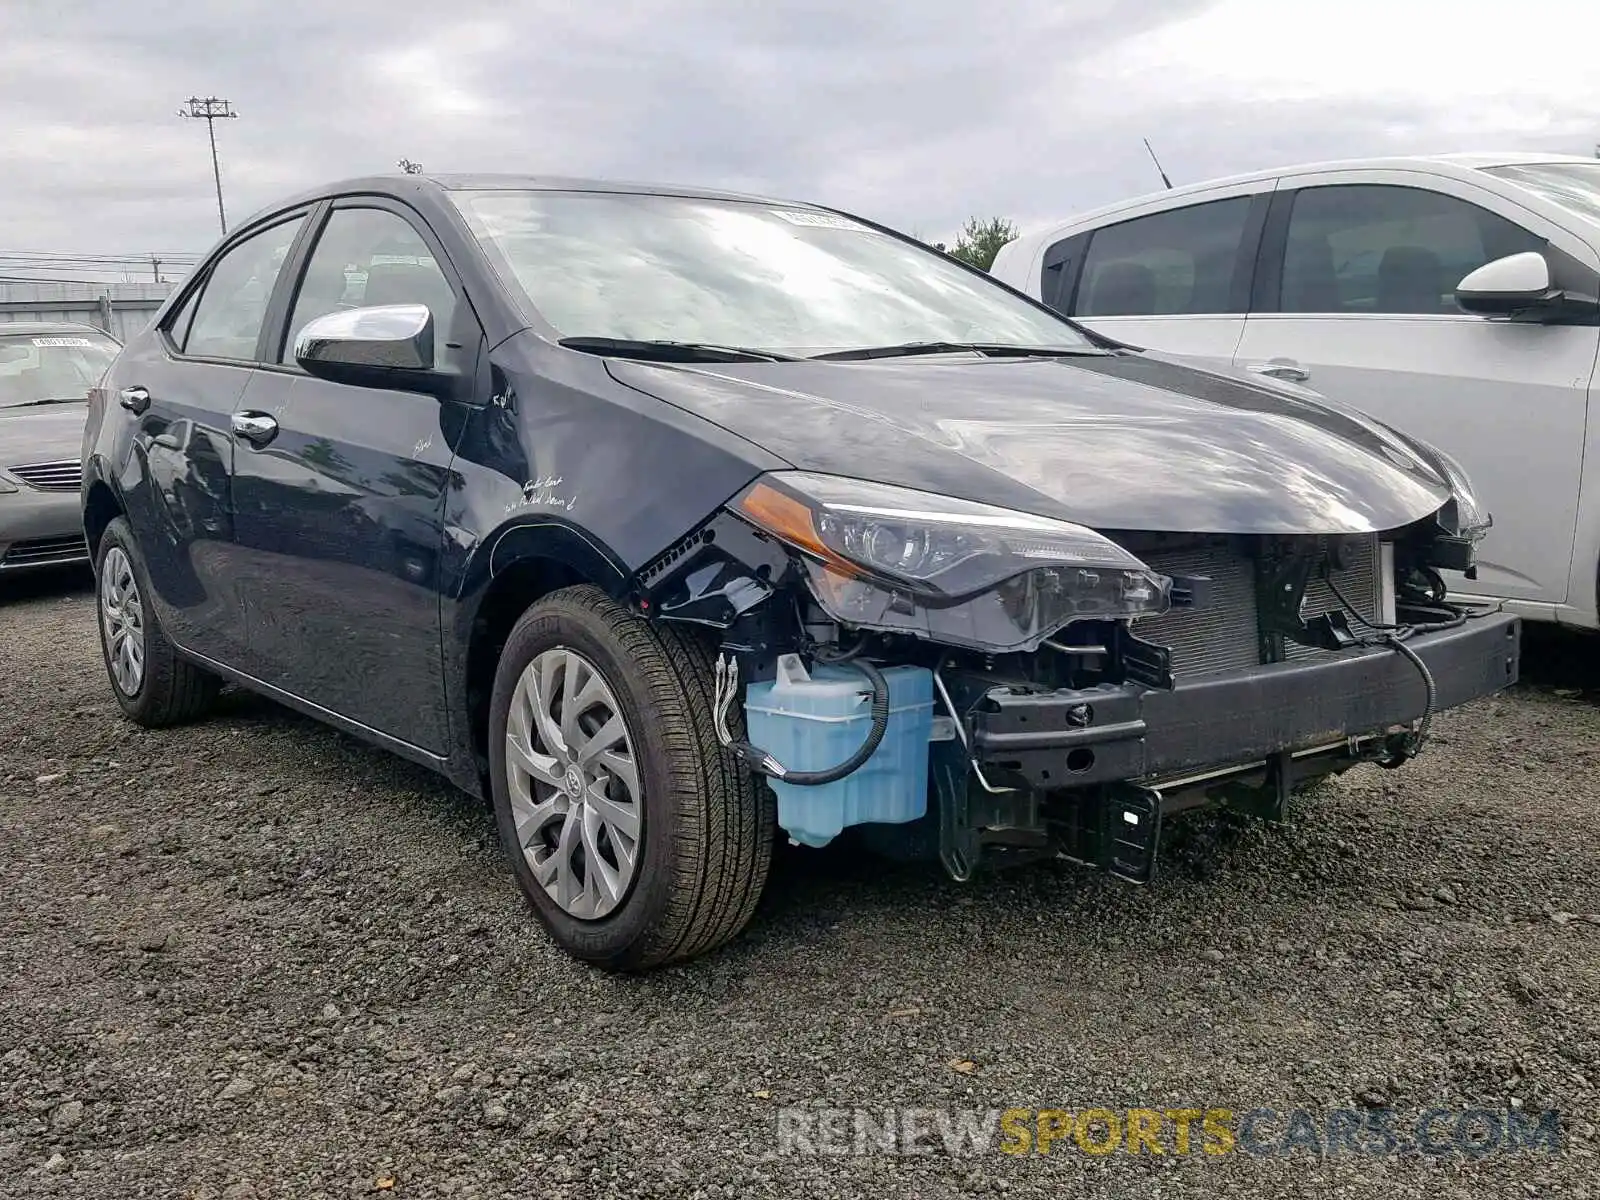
[1130,536,1383,679]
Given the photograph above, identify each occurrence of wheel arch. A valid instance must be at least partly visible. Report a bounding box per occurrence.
[455,519,633,785]
[82,472,125,561]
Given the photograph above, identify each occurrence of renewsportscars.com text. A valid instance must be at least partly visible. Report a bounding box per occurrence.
[774,1105,1563,1159]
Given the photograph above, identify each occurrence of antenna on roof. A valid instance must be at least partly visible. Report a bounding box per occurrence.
[1143,138,1174,190]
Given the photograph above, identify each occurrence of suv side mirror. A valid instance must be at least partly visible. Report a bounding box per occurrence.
[294,304,455,398]
[1455,251,1563,319]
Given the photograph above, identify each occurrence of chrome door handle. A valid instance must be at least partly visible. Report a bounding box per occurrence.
[1246,359,1309,384]
[119,386,150,414]
[230,411,279,446]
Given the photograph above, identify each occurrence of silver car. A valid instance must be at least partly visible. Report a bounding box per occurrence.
[0,323,121,573]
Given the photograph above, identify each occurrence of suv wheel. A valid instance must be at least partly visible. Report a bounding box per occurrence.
[95,517,219,726]
[488,585,774,970]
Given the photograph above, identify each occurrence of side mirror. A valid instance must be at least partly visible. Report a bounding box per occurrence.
[1454,251,1562,318]
[294,304,454,398]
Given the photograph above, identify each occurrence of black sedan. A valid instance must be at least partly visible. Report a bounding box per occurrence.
[81,174,1518,969]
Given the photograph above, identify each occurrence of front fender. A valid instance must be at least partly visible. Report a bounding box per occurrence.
[446,514,630,646]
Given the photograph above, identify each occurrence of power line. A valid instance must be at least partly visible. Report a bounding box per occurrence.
[0,273,189,286]
[0,256,198,267]
[178,96,240,235]
[0,252,194,286]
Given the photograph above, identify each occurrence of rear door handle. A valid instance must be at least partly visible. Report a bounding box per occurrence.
[1246,358,1309,384]
[119,386,150,414]
[230,411,279,447]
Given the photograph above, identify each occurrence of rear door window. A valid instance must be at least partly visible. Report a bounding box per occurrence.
[183,216,307,362]
[1075,197,1255,317]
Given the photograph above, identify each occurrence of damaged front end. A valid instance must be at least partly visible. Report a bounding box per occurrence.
[632,470,1519,885]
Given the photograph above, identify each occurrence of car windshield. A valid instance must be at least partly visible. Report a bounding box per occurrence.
[1484,162,1600,226]
[0,331,119,409]
[450,189,1090,356]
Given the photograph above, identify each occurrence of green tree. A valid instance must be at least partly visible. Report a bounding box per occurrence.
[946,216,1019,271]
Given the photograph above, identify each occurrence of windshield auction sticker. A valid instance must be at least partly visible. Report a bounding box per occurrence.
[30,337,93,347]
[769,209,869,231]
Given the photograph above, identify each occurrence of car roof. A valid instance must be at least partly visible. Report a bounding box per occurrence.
[1137,151,1595,198]
[0,320,118,339]
[999,151,1600,270]
[235,172,824,230]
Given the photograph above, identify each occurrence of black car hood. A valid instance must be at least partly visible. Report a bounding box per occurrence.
[607,352,1451,535]
[0,404,87,465]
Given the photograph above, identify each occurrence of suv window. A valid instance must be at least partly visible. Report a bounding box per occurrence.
[182,216,306,361]
[280,207,456,367]
[1076,197,1253,317]
[1280,185,1542,315]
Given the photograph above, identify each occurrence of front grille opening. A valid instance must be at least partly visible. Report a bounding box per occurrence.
[8,460,82,492]
[2,534,89,567]
[1124,533,1383,680]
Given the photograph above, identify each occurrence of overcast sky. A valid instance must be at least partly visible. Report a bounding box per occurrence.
[4,0,1599,271]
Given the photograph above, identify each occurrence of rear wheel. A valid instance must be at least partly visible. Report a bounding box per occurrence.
[487,585,774,970]
[95,517,219,727]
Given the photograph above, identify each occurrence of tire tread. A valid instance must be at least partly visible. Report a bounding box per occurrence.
[492,585,773,969]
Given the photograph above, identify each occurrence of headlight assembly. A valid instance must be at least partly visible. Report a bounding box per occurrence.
[1410,439,1491,541]
[729,471,1171,652]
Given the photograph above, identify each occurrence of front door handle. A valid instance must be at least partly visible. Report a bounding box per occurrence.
[1246,358,1310,384]
[230,411,279,447]
[119,386,150,414]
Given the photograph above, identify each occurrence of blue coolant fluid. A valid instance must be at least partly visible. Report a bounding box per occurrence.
[744,654,935,848]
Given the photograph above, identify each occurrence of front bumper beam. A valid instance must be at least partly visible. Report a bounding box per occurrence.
[970,613,1521,792]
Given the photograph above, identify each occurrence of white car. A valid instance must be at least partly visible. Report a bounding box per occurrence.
[991,152,1600,630]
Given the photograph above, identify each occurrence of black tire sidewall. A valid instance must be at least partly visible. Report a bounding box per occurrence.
[487,591,689,966]
[95,517,156,716]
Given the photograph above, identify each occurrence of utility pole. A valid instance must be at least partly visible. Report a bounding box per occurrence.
[178,96,240,235]
[150,255,164,284]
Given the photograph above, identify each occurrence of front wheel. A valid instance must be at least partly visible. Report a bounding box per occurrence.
[487,585,774,970]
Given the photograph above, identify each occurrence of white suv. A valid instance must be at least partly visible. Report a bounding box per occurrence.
[991,153,1600,630]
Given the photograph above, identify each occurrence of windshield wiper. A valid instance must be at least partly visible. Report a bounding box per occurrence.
[2,396,87,409]
[810,341,1115,362]
[558,337,800,364]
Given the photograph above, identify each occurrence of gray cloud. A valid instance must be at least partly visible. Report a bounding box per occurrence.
[2,0,1597,270]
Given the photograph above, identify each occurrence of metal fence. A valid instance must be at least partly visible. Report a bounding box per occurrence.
[0,281,177,344]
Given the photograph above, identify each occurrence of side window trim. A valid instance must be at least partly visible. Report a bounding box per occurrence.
[1039,232,1089,312]
[265,194,481,369]
[159,272,208,354]
[1228,193,1273,313]
[1251,188,1296,313]
[254,199,332,365]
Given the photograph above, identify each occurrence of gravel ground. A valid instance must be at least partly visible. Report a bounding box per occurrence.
[3,568,1598,1200]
